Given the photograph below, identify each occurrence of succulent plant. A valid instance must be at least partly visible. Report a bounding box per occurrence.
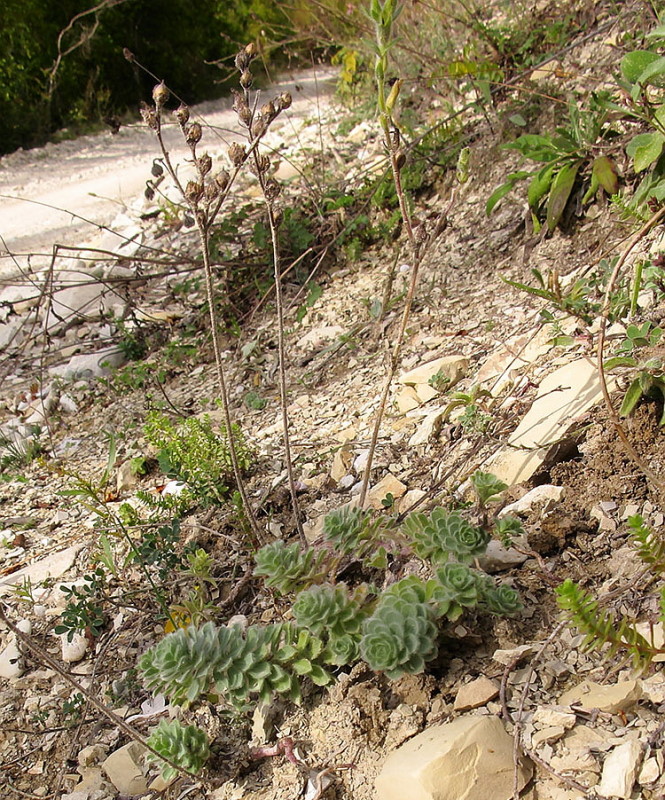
[323,505,373,554]
[146,718,210,781]
[428,562,480,620]
[140,620,331,709]
[327,633,360,666]
[471,471,508,506]
[254,540,324,595]
[404,508,490,565]
[480,581,523,616]
[360,580,438,679]
[293,584,362,638]
[494,515,524,545]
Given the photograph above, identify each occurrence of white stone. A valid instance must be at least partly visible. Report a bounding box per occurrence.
[398,355,468,388]
[408,408,446,446]
[61,632,88,663]
[395,385,421,413]
[367,473,407,509]
[533,706,576,730]
[531,726,566,747]
[478,538,529,573]
[102,742,148,795]
[483,358,615,485]
[0,544,84,593]
[558,679,643,713]
[641,674,665,704]
[500,485,564,516]
[49,346,126,380]
[375,715,532,800]
[597,740,642,799]
[0,619,31,678]
[638,757,661,785]
[453,676,499,710]
[492,644,537,666]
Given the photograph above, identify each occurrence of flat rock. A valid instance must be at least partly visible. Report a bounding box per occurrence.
[395,385,421,413]
[102,742,148,795]
[408,407,446,446]
[48,265,126,332]
[492,644,536,666]
[0,544,84,593]
[478,538,529,573]
[483,358,615,485]
[375,714,532,800]
[0,619,31,679]
[367,473,407,509]
[398,355,468,389]
[558,679,642,713]
[500,485,564,516]
[532,706,576,730]
[596,740,642,799]
[49,347,127,380]
[453,676,499,710]
[61,631,88,663]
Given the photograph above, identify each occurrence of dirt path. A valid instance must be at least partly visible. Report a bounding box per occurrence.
[0,66,336,276]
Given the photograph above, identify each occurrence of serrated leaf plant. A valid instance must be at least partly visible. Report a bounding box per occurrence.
[403,507,491,564]
[146,718,210,781]
[253,540,326,595]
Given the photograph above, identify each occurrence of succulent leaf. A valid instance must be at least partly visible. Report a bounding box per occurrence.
[146,719,210,781]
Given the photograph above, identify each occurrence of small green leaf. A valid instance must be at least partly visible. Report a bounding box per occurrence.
[508,113,527,126]
[620,378,645,417]
[591,156,619,195]
[486,172,530,215]
[546,162,580,232]
[604,356,637,371]
[627,132,665,173]
[646,24,665,39]
[504,134,559,161]
[292,658,312,675]
[527,163,557,209]
[637,55,665,86]
[621,50,661,84]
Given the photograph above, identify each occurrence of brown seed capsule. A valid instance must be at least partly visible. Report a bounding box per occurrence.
[395,150,406,171]
[174,104,190,126]
[197,153,213,176]
[151,159,164,178]
[204,182,219,203]
[245,42,258,58]
[272,206,283,227]
[251,116,267,140]
[185,180,204,204]
[278,92,292,110]
[123,48,135,63]
[139,102,159,131]
[228,142,247,166]
[261,101,276,121]
[235,50,249,73]
[152,82,169,107]
[264,179,281,202]
[240,70,253,89]
[214,169,230,192]
[144,182,155,201]
[185,122,202,146]
[257,154,271,173]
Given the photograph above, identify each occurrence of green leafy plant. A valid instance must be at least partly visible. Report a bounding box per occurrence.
[471,471,507,505]
[402,507,491,564]
[557,514,665,669]
[487,96,618,232]
[55,568,107,641]
[254,540,326,595]
[322,504,379,555]
[605,321,665,424]
[144,412,252,506]
[146,718,210,781]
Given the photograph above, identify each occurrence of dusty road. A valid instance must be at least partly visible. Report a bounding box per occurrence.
[0,66,335,277]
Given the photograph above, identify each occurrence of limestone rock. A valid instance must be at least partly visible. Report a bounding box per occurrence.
[532,706,576,730]
[501,485,564,516]
[116,460,139,493]
[531,726,566,747]
[102,742,148,795]
[0,619,31,678]
[597,740,642,799]
[375,715,532,800]
[61,631,88,663]
[398,355,468,389]
[478,538,529,573]
[492,644,536,666]
[408,408,446,446]
[638,757,660,785]
[483,358,615,485]
[49,347,127,381]
[367,473,407,509]
[453,676,499,710]
[558,679,642,713]
[396,385,422,413]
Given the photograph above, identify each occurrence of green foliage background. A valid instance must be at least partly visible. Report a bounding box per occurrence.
[0,0,295,155]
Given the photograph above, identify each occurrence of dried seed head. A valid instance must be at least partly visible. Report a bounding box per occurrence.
[257,154,271,173]
[184,213,195,228]
[204,182,219,203]
[395,149,406,171]
[235,50,250,72]
[245,42,258,58]
[185,122,203,146]
[390,128,401,149]
[240,70,253,89]
[277,92,292,110]
[261,101,276,121]
[139,102,159,131]
[214,169,230,192]
[152,82,169,108]
[144,182,155,201]
[232,91,252,126]
[185,180,204,204]
[228,142,247,166]
[250,116,267,140]
[272,205,283,227]
[197,153,213,176]
[123,48,135,63]
[264,179,281,202]
[151,159,164,178]
[174,104,190,126]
